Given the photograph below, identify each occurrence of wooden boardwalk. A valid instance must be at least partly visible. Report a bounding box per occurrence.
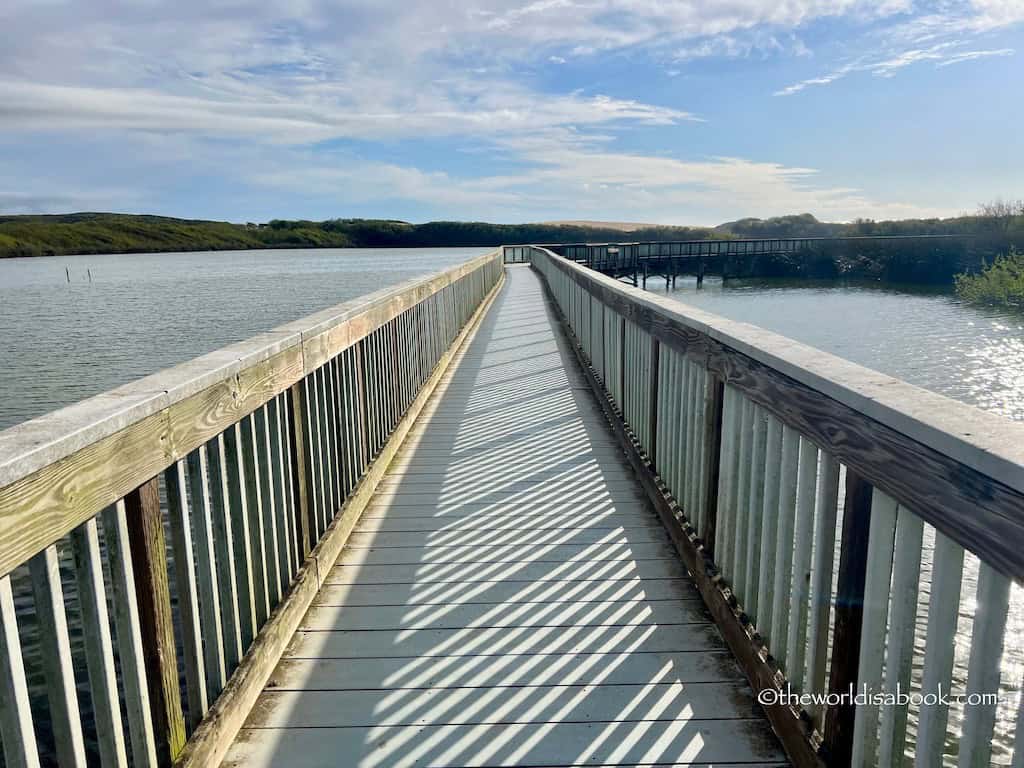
[224,266,786,767]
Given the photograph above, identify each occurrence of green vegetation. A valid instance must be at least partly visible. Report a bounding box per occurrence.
[0,213,354,257]
[0,212,713,259]
[955,248,1024,307]
[1,203,1020,286]
[715,201,1023,283]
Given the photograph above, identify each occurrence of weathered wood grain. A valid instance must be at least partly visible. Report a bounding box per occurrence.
[125,479,187,766]
[71,518,129,768]
[0,409,168,579]
[164,459,209,729]
[27,545,86,767]
[185,446,227,699]
[287,381,313,559]
[822,469,873,766]
[103,500,159,768]
[0,574,41,768]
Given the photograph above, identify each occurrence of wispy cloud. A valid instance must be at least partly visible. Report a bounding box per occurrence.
[238,136,949,224]
[775,67,856,96]
[936,47,1015,66]
[775,1,1021,95]
[776,41,1016,94]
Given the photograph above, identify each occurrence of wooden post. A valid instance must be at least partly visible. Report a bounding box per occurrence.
[287,381,314,558]
[823,469,874,765]
[124,478,187,766]
[354,339,369,462]
[28,546,86,767]
[619,317,627,414]
[701,374,725,556]
[0,575,41,768]
[648,337,660,467]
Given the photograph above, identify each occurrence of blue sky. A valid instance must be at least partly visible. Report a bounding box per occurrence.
[0,0,1020,225]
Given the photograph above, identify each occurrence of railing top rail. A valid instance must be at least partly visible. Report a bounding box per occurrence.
[531,246,1024,579]
[0,249,499,575]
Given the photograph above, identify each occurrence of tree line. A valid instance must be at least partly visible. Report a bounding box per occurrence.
[1,205,1021,283]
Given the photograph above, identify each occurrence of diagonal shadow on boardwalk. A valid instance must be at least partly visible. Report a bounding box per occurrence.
[225,266,788,768]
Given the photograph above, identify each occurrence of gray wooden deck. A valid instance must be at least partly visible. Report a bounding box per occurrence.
[224,266,787,767]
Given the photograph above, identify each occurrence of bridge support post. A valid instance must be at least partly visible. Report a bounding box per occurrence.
[647,337,660,468]
[700,375,724,555]
[822,470,874,765]
[697,258,705,288]
[125,478,187,767]
[287,382,315,558]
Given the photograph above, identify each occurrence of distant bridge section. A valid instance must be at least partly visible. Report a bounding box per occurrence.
[512,234,971,287]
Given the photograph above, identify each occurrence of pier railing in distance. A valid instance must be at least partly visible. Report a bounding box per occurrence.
[529,245,1023,768]
[547,234,971,262]
[502,245,533,264]
[0,251,502,768]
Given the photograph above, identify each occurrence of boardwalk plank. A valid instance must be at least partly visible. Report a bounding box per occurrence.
[266,650,745,690]
[244,682,759,727]
[300,598,707,631]
[312,578,693,606]
[343,528,669,548]
[354,514,662,533]
[286,623,728,659]
[334,541,675,566]
[325,558,688,585]
[227,720,785,767]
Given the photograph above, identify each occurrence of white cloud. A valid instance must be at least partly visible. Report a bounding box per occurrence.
[232,134,950,224]
[775,1,1021,95]
[969,0,1024,29]
[0,78,698,145]
[775,67,856,96]
[936,47,1015,66]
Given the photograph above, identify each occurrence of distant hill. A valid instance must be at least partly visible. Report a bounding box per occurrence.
[0,210,1019,259]
[0,213,713,258]
[541,220,657,232]
[715,213,845,238]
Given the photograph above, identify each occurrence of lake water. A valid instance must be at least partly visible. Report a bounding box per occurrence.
[0,247,487,430]
[1,255,1022,764]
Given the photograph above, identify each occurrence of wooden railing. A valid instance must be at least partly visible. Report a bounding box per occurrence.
[529,246,1024,768]
[0,251,503,768]
[502,245,533,264]
[548,234,971,263]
